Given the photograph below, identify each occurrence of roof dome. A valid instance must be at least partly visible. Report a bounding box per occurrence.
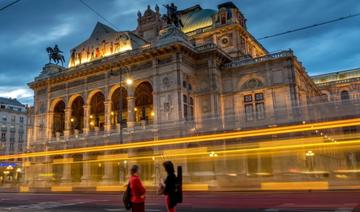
[181,9,216,33]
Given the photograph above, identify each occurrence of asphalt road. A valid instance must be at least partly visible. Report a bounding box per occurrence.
[0,191,358,212]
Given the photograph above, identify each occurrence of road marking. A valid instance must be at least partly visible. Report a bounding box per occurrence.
[265,203,357,212]
[106,209,161,212]
[4,200,90,210]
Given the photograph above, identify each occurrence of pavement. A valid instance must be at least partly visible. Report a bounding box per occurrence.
[0,191,358,211]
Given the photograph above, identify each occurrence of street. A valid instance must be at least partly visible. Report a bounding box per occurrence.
[0,191,358,211]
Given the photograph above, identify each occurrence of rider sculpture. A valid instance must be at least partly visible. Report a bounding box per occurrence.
[163,3,183,28]
[46,44,65,66]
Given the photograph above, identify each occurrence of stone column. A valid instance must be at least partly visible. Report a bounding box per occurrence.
[83,104,90,135]
[47,112,54,140]
[64,107,72,139]
[127,87,135,128]
[81,153,93,185]
[104,100,112,133]
[101,151,115,184]
[61,154,72,184]
[152,92,159,126]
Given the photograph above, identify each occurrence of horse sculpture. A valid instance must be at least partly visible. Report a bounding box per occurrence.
[163,3,184,28]
[46,45,65,66]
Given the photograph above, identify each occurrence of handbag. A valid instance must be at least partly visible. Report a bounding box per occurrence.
[122,183,132,210]
[157,183,165,195]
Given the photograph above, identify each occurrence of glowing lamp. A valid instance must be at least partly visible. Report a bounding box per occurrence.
[126,78,133,85]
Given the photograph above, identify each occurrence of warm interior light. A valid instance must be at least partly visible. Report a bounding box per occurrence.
[70,118,74,122]
[111,111,114,116]
[151,111,155,117]
[126,78,133,85]
[306,150,314,157]
[134,107,138,112]
[90,121,95,126]
[90,115,93,119]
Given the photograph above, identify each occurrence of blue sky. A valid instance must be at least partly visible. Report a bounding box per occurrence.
[0,0,359,105]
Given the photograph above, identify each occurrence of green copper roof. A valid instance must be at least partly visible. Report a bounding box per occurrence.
[181,9,216,33]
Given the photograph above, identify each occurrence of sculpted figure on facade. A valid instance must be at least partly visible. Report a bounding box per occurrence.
[46,44,65,66]
[163,3,183,28]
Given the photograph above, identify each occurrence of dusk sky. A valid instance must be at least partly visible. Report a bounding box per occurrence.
[0,0,359,105]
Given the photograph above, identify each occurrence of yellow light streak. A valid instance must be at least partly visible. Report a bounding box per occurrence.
[261,181,328,190]
[25,137,360,167]
[1,118,359,160]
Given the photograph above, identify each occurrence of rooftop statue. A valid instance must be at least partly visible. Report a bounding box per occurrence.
[46,44,65,66]
[163,3,184,28]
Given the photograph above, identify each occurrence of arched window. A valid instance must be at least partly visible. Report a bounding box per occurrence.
[341,90,350,103]
[111,87,128,127]
[70,96,84,134]
[89,92,105,131]
[52,100,65,137]
[321,93,329,101]
[134,82,153,123]
[241,79,263,90]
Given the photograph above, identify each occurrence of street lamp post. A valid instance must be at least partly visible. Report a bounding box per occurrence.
[305,150,315,171]
[110,66,132,144]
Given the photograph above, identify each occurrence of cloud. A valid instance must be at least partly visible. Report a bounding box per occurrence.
[0,86,33,105]
[18,23,73,46]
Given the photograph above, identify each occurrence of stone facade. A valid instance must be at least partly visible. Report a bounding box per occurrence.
[312,68,360,102]
[24,2,359,190]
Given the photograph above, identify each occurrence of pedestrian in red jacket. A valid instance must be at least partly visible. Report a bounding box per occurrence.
[129,165,146,212]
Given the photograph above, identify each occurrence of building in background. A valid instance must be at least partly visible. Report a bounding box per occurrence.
[0,97,27,155]
[312,68,360,102]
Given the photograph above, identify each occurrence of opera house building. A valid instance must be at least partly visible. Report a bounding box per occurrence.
[22,2,360,192]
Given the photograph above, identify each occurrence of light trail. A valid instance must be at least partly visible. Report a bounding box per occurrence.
[29,136,360,166]
[2,117,360,160]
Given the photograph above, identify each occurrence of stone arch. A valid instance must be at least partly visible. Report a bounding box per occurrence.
[86,89,105,105]
[238,75,265,91]
[89,91,105,131]
[108,84,129,101]
[321,90,331,101]
[240,78,264,90]
[52,100,65,137]
[50,98,67,112]
[68,94,84,108]
[133,80,154,91]
[134,81,154,122]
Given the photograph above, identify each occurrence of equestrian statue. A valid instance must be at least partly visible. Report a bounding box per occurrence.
[46,44,65,66]
[163,3,184,28]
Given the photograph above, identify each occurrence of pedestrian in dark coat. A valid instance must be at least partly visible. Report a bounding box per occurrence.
[161,161,177,212]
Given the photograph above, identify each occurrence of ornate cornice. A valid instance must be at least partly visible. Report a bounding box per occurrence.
[29,40,232,90]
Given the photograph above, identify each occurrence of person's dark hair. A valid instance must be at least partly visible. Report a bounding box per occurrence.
[130,165,139,175]
[163,161,175,175]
